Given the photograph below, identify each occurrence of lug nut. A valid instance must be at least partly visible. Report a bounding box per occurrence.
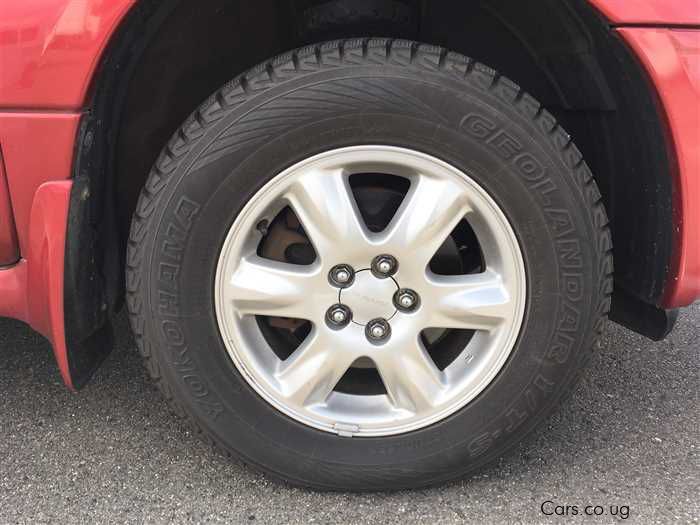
[371,324,386,338]
[394,288,420,312]
[329,264,355,287]
[365,318,391,343]
[371,254,398,278]
[326,304,352,328]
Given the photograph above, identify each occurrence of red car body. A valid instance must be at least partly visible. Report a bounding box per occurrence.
[0,0,698,390]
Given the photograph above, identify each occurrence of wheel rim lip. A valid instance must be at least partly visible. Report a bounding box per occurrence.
[214,145,527,437]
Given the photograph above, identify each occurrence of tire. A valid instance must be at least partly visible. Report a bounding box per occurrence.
[126,39,612,490]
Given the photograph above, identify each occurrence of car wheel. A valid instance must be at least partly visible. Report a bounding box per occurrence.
[126,39,612,490]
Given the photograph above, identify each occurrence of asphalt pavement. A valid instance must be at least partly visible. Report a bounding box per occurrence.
[0,304,698,524]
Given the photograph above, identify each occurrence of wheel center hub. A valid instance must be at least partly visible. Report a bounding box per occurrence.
[339,269,398,325]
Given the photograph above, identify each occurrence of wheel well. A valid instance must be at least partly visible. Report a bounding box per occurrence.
[73,0,674,345]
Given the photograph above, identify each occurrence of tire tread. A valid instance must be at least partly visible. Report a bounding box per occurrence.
[126,38,613,490]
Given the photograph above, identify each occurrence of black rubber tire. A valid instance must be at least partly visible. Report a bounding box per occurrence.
[126,39,613,491]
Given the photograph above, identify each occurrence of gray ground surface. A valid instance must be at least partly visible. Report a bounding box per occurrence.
[0,304,697,524]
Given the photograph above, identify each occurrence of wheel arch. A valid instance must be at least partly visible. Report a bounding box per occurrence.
[67,0,679,384]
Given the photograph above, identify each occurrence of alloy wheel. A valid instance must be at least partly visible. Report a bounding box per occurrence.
[214,146,526,437]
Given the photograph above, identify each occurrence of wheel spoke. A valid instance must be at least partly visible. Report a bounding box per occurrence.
[225,255,320,319]
[276,330,355,406]
[374,338,446,413]
[285,168,370,261]
[426,270,513,331]
[381,174,470,269]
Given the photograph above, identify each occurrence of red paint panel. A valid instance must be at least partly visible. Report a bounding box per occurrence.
[589,0,700,26]
[0,0,135,109]
[0,112,79,255]
[26,181,73,388]
[0,182,73,389]
[0,110,76,387]
[0,149,19,264]
[618,28,700,307]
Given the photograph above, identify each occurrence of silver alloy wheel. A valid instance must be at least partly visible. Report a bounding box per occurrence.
[214,146,526,437]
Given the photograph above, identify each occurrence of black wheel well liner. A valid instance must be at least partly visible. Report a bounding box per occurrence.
[65,0,676,384]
